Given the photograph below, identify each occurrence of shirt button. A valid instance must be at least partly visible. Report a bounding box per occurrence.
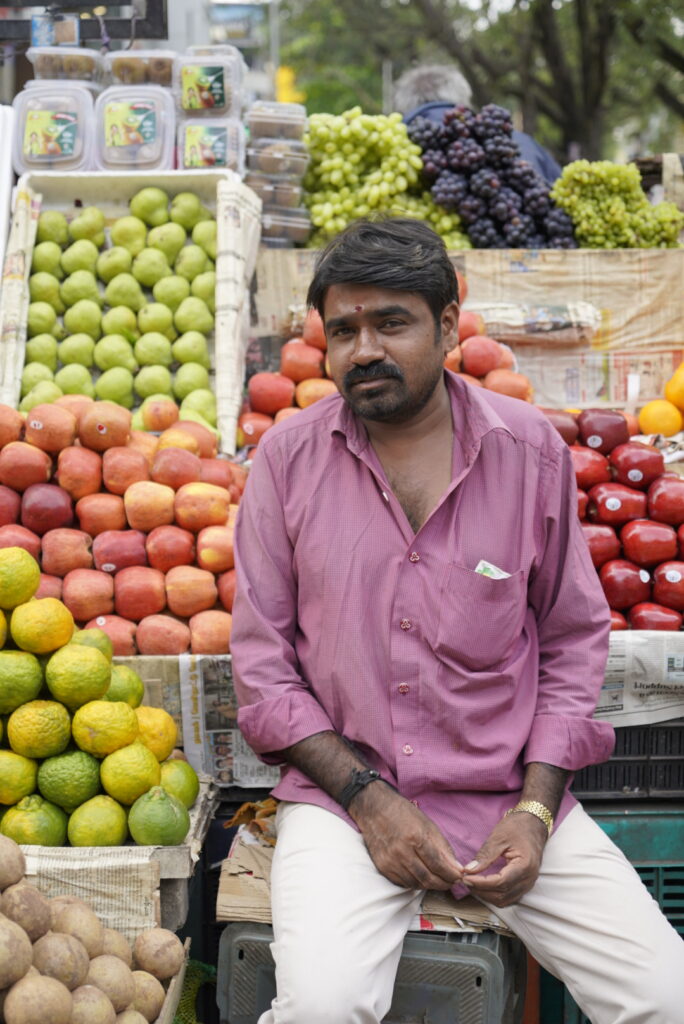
[409,552,420,563]
[398,683,410,694]
[400,618,411,630]
[402,744,414,756]
[411,799,419,807]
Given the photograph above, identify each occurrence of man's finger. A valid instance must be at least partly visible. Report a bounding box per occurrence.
[463,838,506,875]
[417,834,464,883]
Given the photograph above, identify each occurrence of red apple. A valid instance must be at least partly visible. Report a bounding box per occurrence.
[248,373,296,416]
[461,336,503,378]
[127,430,159,468]
[652,561,684,612]
[157,427,200,455]
[599,559,651,610]
[457,311,485,343]
[76,493,126,537]
[569,446,611,491]
[0,524,41,560]
[0,404,24,447]
[135,614,191,656]
[217,569,236,612]
[620,520,678,568]
[610,609,628,631]
[62,568,114,622]
[174,482,231,532]
[0,442,52,492]
[577,489,588,520]
[84,614,137,656]
[580,523,621,568]
[141,398,179,433]
[92,530,147,573]
[41,528,93,576]
[302,308,327,351]
[56,447,102,501]
[230,464,248,495]
[102,447,150,496]
[196,524,234,573]
[165,565,217,617]
[124,481,175,532]
[0,485,20,526]
[199,458,234,490]
[79,402,131,452]
[36,573,62,600]
[54,394,94,425]
[168,421,217,459]
[114,566,166,621]
[539,408,579,446]
[189,609,232,654]
[145,525,195,573]
[24,404,77,454]
[609,441,665,491]
[628,601,683,631]
[151,448,202,490]
[577,409,629,456]
[280,340,325,382]
[586,483,647,526]
[647,476,684,527]
[21,483,73,536]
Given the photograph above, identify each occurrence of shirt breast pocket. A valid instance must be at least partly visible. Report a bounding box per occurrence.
[434,562,527,672]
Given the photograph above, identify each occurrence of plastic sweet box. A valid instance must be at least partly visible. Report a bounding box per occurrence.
[103,49,176,88]
[176,118,245,174]
[93,84,175,171]
[172,54,243,120]
[27,46,103,83]
[244,174,303,210]
[245,138,309,179]
[12,82,95,175]
[260,208,312,248]
[245,101,307,142]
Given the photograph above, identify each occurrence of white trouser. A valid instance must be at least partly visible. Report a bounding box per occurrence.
[257,801,684,1024]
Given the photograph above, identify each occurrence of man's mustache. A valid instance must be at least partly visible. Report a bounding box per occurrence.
[344,363,404,388]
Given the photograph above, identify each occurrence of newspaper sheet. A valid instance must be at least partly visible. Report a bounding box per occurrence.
[595,631,684,727]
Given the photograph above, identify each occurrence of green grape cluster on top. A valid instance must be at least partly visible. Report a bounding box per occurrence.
[550,160,684,249]
[303,106,470,248]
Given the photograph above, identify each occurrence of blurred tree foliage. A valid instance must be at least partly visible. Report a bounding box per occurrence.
[280,0,684,161]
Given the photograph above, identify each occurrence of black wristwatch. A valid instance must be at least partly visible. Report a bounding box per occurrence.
[339,768,383,811]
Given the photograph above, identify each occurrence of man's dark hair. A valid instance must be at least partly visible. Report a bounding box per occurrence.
[307,218,459,326]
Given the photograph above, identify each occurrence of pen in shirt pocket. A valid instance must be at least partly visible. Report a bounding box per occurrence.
[474,559,511,580]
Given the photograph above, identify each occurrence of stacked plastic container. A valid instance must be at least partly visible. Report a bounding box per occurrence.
[244,101,311,247]
[174,45,246,175]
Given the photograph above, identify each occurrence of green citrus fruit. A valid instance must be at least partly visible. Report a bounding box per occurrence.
[128,786,190,846]
[70,627,113,662]
[0,651,44,714]
[7,700,71,758]
[105,665,145,708]
[160,758,199,809]
[0,750,38,804]
[68,794,128,846]
[0,793,67,845]
[46,644,112,711]
[135,706,177,762]
[100,741,161,805]
[10,597,74,654]
[71,700,138,757]
[37,749,101,813]
[0,548,41,610]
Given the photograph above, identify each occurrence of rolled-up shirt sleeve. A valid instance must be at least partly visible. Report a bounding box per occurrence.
[525,439,615,771]
[231,441,335,763]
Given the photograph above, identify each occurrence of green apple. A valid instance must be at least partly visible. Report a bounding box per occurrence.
[190,271,215,314]
[69,206,106,247]
[104,273,146,313]
[61,238,99,275]
[134,332,173,368]
[152,275,190,312]
[95,367,135,406]
[132,248,172,289]
[19,380,63,412]
[174,297,213,336]
[174,245,208,283]
[58,333,95,367]
[94,335,138,374]
[60,270,102,309]
[29,272,65,314]
[25,333,59,371]
[21,362,54,397]
[96,246,133,283]
[134,365,172,399]
[32,241,64,279]
[138,303,175,339]
[129,187,169,228]
[27,301,57,338]
[173,362,210,401]
[110,216,148,257]
[101,306,139,342]
[54,364,95,397]
[147,222,186,264]
[170,192,204,231]
[180,387,216,426]
[36,210,69,246]
[64,299,102,340]
[192,219,217,260]
[172,331,210,369]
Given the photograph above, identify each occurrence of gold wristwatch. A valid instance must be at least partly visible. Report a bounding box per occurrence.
[504,800,554,837]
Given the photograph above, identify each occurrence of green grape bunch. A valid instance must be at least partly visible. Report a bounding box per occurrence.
[551,160,684,249]
[303,106,470,248]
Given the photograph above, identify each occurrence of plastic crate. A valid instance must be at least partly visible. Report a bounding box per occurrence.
[216,923,526,1024]
[571,718,684,799]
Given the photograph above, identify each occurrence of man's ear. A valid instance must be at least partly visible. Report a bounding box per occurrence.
[441,300,460,354]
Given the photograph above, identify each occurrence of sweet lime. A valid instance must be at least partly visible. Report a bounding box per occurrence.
[7,700,71,758]
[128,786,190,846]
[67,794,128,847]
[0,548,41,610]
[70,627,113,662]
[46,644,111,711]
[37,749,101,813]
[104,665,145,708]
[0,793,67,845]
[72,700,139,757]
[100,741,161,805]
[0,651,44,714]
[638,399,683,438]
[160,758,199,809]
[135,706,177,762]
[10,598,74,654]
[0,750,38,804]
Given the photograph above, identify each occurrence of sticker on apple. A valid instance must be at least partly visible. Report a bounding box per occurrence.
[29,420,43,430]
[101,563,116,573]
[96,616,106,626]
[97,424,107,434]
[587,435,603,449]
[639,570,650,583]
[666,570,682,584]
[627,469,643,482]
[605,497,622,511]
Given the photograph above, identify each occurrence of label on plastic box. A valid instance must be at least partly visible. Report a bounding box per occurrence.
[184,124,228,167]
[181,65,225,111]
[23,110,78,158]
[104,101,157,147]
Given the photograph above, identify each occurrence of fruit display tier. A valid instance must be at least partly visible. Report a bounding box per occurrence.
[1,169,262,456]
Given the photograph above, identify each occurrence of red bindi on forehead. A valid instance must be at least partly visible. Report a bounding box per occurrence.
[354,305,363,312]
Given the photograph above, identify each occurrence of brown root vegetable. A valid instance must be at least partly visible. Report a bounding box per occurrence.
[133,929,184,981]
[115,1011,148,1024]
[53,905,104,959]
[32,932,89,990]
[0,915,33,989]
[483,368,534,402]
[86,956,135,1013]
[101,929,133,968]
[70,984,117,1024]
[0,884,51,942]
[4,973,72,1024]
[130,971,165,1022]
[0,836,26,891]
[49,896,90,930]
